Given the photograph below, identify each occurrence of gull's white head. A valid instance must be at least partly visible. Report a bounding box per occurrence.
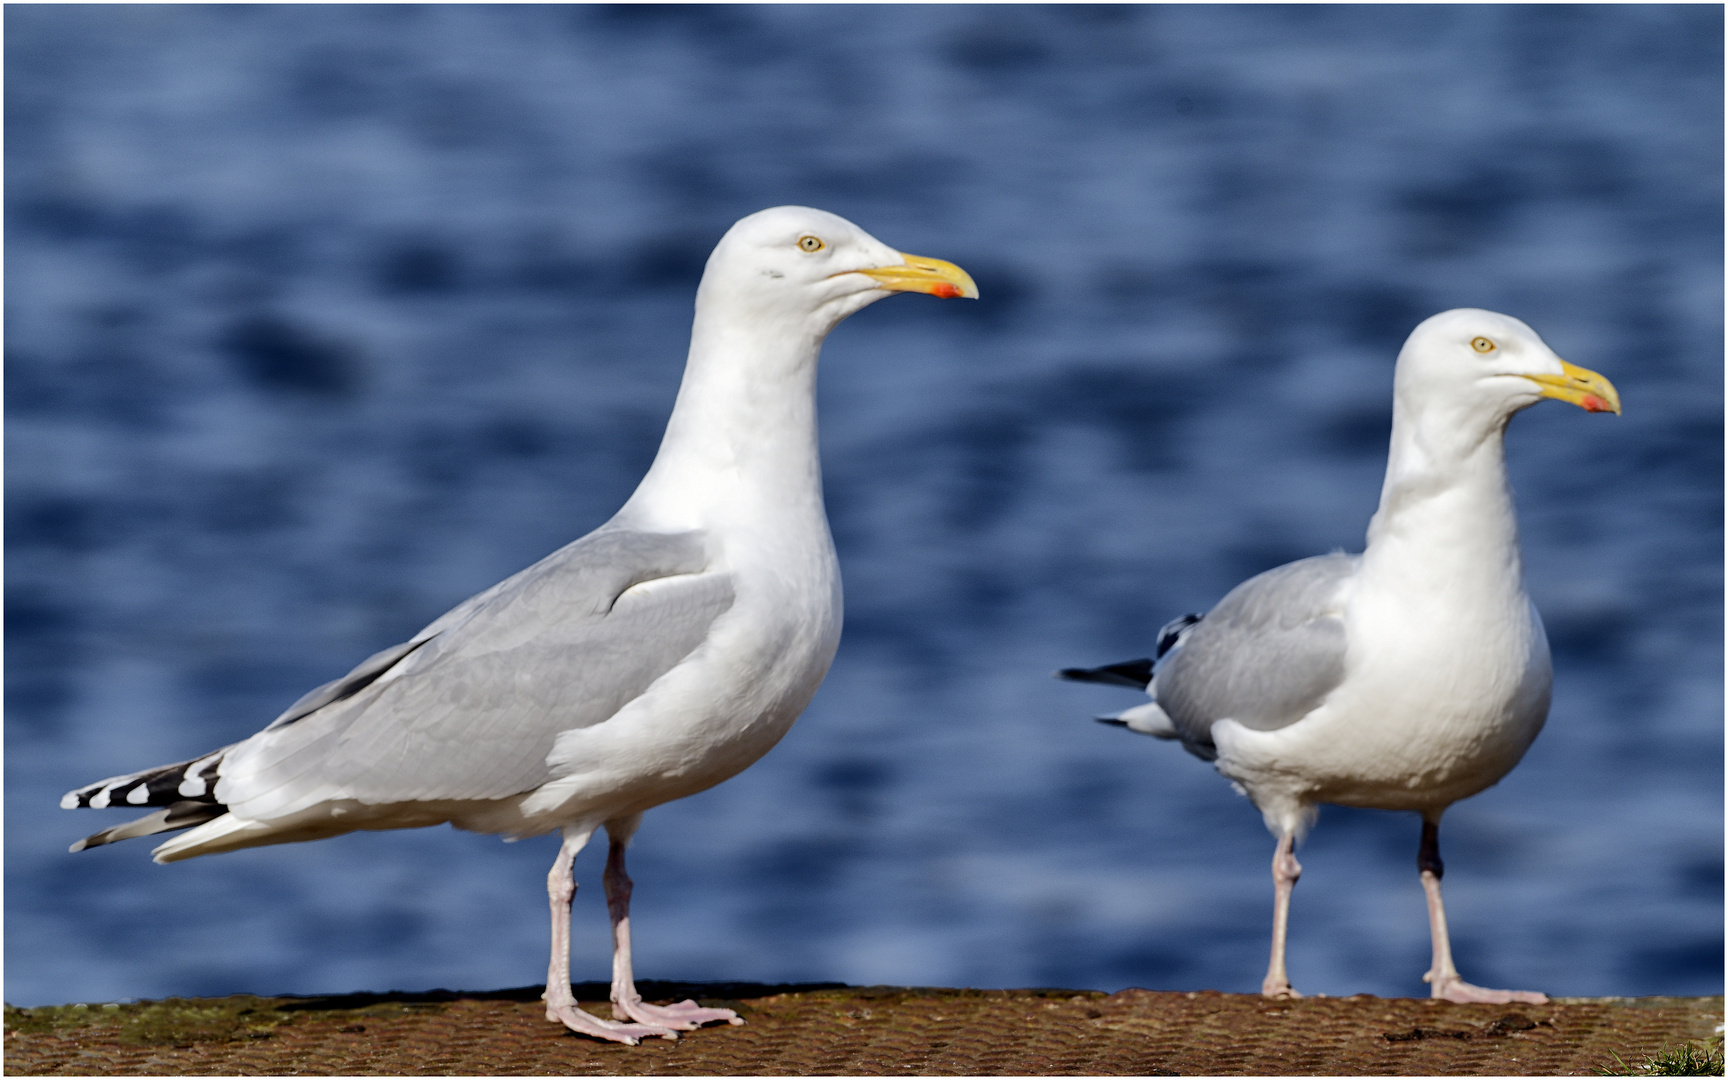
[696,206,977,337]
[1394,309,1621,436]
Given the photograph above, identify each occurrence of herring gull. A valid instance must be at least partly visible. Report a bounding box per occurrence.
[1061,309,1618,1003]
[62,206,977,1044]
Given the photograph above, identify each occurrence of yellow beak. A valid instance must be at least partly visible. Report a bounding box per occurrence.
[1526,359,1621,415]
[853,252,979,300]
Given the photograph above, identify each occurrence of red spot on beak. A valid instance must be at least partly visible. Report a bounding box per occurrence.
[1581,395,1608,413]
[930,283,962,299]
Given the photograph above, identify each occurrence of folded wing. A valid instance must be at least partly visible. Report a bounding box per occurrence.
[66,527,735,841]
[1155,553,1357,758]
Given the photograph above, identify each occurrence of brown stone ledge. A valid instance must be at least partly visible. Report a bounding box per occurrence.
[5,982,1721,1075]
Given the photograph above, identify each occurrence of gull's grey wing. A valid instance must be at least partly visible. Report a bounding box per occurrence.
[264,640,431,732]
[1155,552,1358,758]
[216,526,735,816]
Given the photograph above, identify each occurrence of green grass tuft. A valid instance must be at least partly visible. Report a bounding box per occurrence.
[1599,1037,1725,1076]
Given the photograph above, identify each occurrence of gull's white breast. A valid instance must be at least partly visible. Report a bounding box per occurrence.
[522,538,842,828]
[1215,566,1551,814]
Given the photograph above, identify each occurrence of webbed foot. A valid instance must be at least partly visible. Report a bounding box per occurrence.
[547,1001,678,1044]
[613,996,744,1030]
[1426,973,1548,1005]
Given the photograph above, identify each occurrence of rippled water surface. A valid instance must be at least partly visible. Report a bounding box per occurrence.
[6,5,1721,1007]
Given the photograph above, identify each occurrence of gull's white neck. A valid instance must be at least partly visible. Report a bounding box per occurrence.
[1361,400,1522,596]
[616,302,828,541]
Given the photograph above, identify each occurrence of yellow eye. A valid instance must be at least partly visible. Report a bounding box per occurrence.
[1471,336,1496,353]
[797,235,824,253]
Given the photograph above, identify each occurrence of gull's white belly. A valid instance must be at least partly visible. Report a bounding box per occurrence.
[522,570,841,828]
[1215,595,1552,814]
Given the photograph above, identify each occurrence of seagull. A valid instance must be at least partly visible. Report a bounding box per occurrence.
[61,206,977,1044]
[1060,309,1619,1004]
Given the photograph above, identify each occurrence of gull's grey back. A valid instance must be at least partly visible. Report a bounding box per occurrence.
[1156,552,1357,756]
[220,527,736,813]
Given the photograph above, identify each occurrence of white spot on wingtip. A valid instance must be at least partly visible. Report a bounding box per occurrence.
[127,785,150,805]
[90,788,112,809]
[60,792,80,809]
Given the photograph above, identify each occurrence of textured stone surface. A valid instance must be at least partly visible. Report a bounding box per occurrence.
[6,983,1721,1076]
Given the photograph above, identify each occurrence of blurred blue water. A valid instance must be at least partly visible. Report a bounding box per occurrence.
[5,5,1720,1008]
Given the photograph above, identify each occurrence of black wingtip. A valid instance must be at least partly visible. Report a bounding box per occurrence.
[1155,614,1204,659]
[1093,715,1130,727]
[1055,658,1155,690]
[67,800,227,854]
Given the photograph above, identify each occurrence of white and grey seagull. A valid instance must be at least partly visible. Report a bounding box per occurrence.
[62,205,976,1044]
[1061,309,1619,1004]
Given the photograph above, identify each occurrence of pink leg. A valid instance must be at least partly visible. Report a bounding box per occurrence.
[604,817,744,1031]
[1418,817,1548,1005]
[543,825,678,1044]
[1262,830,1303,998]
